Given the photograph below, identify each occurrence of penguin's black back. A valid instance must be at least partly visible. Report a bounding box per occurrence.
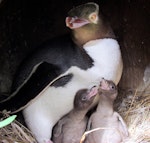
[1,34,93,112]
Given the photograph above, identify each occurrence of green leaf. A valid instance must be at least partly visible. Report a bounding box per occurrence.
[0,115,17,128]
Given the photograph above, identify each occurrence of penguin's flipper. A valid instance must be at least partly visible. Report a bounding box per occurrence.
[53,118,69,137]
[87,116,92,131]
[114,112,129,137]
[0,62,61,112]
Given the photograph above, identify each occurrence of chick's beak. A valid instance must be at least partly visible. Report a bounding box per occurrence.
[87,86,98,100]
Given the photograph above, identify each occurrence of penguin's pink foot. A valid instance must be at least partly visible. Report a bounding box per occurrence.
[46,140,53,143]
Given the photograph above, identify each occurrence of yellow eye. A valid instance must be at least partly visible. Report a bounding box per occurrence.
[91,14,96,21]
[89,12,98,24]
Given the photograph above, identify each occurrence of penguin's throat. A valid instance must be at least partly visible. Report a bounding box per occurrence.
[72,25,102,47]
[69,109,88,121]
[96,96,114,116]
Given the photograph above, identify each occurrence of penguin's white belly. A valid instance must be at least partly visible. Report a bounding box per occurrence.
[23,38,123,143]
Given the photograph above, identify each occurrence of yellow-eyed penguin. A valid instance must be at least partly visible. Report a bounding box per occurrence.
[0,3,123,143]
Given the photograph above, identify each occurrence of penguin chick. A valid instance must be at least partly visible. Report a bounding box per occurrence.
[85,78,128,143]
[52,86,98,143]
[66,2,115,46]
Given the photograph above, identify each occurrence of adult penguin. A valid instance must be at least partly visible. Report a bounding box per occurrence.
[0,2,123,143]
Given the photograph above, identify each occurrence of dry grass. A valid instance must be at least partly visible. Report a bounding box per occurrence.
[0,82,150,143]
[118,83,150,143]
[0,112,37,143]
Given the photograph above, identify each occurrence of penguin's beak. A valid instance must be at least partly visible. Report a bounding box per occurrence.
[87,86,98,100]
[99,78,109,90]
[66,16,90,29]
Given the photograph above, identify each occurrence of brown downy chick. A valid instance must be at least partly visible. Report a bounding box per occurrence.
[85,78,128,143]
[52,86,98,143]
[66,2,115,46]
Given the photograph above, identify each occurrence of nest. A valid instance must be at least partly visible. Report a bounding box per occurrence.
[0,83,150,143]
[117,82,150,143]
[0,114,37,143]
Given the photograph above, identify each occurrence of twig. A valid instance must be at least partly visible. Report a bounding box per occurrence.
[80,127,115,143]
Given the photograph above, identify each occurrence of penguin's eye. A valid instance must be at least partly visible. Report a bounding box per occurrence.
[110,85,115,90]
[82,96,87,101]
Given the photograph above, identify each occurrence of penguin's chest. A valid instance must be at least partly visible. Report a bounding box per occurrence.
[24,66,101,122]
[24,39,122,123]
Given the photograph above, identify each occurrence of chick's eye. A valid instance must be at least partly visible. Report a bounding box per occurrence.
[110,85,115,90]
[82,96,87,101]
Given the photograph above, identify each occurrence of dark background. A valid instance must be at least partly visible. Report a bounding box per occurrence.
[0,0,149,95]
